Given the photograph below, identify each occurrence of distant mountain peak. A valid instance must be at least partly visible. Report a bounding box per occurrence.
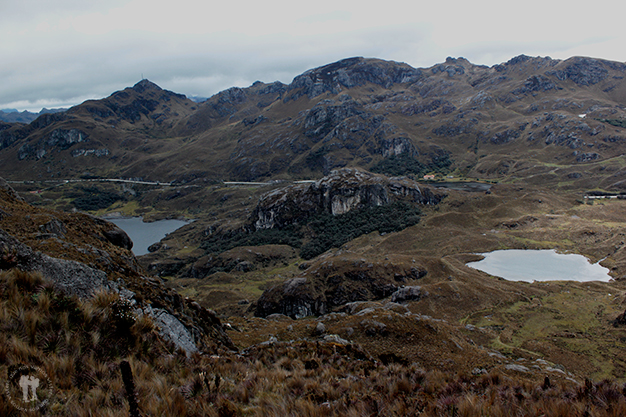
[132,79,163,93]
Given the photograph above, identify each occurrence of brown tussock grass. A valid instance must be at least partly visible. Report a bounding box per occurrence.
[3,268,626,416]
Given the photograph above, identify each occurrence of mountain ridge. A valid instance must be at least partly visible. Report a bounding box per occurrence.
[1,55,626,189]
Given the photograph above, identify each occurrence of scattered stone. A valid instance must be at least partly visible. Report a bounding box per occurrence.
[391,286,425,303]
[356,307,377,316]
[261,336,279,346]
[505,364,530,373]
[266,313,291,321]
[39,218,67,237]
[314,322,326,335]
[324,334,349,345]
[360,319,387,336]
[383,302,410,314]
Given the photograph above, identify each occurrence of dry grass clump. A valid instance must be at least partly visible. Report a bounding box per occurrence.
[3,268,626,416]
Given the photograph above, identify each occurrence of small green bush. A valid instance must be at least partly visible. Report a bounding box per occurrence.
[72,187,125,211]
[370,153,452,177]
[300,201,421,259]
[598,118,626,128]
[200,202,421,260]
[200,226,302,254]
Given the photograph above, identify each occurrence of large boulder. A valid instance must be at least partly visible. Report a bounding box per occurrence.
[102,226,134,250]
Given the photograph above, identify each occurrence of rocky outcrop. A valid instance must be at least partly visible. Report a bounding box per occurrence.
[0,226,234,353]
[613,309,626,327]
[511,75,557,96]
[548,57,614,86]
[39,218,67,237]
[18,128,88,160]
[379,136,418,157]
[0,178,234,353]
[0,228,111,299]
[251,168,444,230]
[287,57,422,101]
[303,101,365,141]
[255,257,428,318]
[71,148,110,157]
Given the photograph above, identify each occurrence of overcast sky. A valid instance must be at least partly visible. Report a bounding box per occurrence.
[2,0,625,112]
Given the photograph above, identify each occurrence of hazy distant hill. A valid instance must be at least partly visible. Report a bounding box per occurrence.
[0,107,66,124]
[1,55,626,190]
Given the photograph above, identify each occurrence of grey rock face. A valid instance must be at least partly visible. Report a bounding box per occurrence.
[252,168,444,230]
[33,254,110,299]
[360,319,388,336]
[1,229,110,299]
[18,128,88,160]
[255,277,320,319]
[143,305,199,355]
[575,152,600,162]
[379,137,418,157]
[303,102,364,141]
[516,75,557,94]
[505,364,531,373]
[47,128,87,149]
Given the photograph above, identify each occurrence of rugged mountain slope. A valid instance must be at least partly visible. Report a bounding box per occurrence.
[0,177,234,353]
[1,55,626,188]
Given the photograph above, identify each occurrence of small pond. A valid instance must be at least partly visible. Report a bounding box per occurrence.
[466,249,612,282]
[105,217,190,256]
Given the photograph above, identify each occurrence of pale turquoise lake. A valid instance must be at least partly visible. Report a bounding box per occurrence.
[106,217,190,256]
[466,249,612,282]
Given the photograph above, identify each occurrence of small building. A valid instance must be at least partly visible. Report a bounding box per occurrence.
[423,174,436,180]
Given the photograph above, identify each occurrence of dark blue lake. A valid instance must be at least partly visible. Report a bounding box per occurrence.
[105,217,190,256]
